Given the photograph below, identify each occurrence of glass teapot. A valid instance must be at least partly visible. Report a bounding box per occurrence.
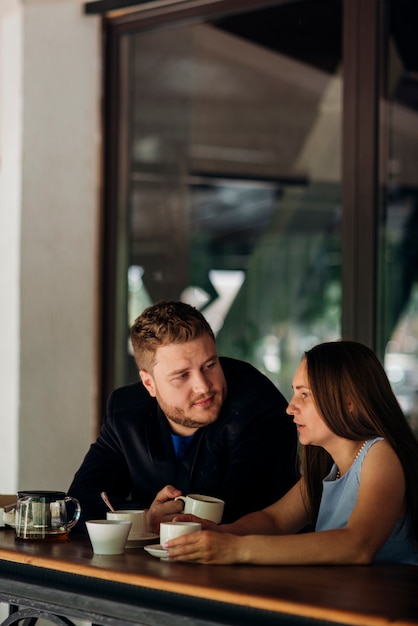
[15,490,81,541]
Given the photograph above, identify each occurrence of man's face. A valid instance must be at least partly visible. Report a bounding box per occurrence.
[139,334,227,436]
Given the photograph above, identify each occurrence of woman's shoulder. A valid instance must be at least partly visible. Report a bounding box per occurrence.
[362,438,404,477]
[364,437,396,458]
[365,436,384,447]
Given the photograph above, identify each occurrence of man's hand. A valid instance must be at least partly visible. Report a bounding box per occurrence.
[146,485,185,533]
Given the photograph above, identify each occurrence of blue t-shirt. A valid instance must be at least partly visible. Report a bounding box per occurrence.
[171,433,195,460]
[315,437,418,565]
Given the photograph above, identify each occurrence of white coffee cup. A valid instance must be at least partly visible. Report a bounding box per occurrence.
[106,510,146,540]
[175,494,225,523]
[160,521,201,546]
[86,520,132,555]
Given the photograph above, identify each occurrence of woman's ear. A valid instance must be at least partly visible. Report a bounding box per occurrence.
[140,370,156,397]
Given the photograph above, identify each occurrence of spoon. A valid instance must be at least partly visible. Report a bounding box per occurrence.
[100,491,116,513]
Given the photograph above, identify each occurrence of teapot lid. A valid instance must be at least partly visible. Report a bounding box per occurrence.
[18,490,66,499]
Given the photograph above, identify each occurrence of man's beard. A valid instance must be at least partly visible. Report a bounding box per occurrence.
[166,409,214,430]
[157,389,226,430]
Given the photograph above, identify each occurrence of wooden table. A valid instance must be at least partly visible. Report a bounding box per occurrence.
[0,527,417,626]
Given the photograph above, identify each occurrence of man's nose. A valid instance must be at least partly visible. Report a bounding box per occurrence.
[191,371,211,393]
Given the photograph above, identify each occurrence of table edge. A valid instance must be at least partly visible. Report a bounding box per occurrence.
[1,547,416,626]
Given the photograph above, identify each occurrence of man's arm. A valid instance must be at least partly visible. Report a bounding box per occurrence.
[67,386,143,528]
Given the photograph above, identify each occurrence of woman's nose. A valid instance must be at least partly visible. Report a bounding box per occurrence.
[286,399,297,415]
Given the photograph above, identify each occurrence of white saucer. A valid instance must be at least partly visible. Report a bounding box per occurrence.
[126,532,159,548]
[144,544,169,559]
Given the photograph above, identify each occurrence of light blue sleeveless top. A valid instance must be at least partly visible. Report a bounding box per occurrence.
[315,437,418,565]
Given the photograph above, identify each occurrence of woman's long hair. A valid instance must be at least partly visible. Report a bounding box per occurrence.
[301,340,418,543]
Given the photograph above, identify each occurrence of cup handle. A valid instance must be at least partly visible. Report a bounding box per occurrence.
[65,496,81,530]
[174,496,186,508]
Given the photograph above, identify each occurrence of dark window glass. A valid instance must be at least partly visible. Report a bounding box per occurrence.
[121,1,343,396]
[382,0,418,434]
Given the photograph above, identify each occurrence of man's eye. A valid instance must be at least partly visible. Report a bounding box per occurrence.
[173,373,188,381]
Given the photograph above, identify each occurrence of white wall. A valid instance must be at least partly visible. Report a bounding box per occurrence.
[0,0,101,494]
[0,0,22,493]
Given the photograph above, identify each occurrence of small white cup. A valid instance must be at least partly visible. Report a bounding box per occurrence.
[86,520,132,555]
[106,510,146,540]
[160,521,201,546]
[175,494,225,523]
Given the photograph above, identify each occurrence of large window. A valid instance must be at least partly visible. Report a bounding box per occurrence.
[104,0,343,399]
[101,0,418,432]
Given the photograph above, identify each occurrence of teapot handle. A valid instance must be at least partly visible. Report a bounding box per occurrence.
[65,496,81,530]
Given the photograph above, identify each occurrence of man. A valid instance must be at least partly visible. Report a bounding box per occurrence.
[68,301,298,532]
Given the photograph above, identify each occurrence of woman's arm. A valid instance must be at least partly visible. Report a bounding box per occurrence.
[174,479,310,536]
[220,479,310,536]
[166,441,406,565]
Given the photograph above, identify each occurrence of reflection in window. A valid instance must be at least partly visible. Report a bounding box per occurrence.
[125,2,342,394]
[382,0,418,434]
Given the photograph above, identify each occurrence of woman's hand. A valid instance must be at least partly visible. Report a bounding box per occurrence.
[164,530,243,564]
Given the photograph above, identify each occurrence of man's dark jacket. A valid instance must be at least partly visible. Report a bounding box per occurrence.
[68,357,298,527]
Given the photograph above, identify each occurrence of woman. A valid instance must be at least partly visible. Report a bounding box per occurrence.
[164,340,418,565]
